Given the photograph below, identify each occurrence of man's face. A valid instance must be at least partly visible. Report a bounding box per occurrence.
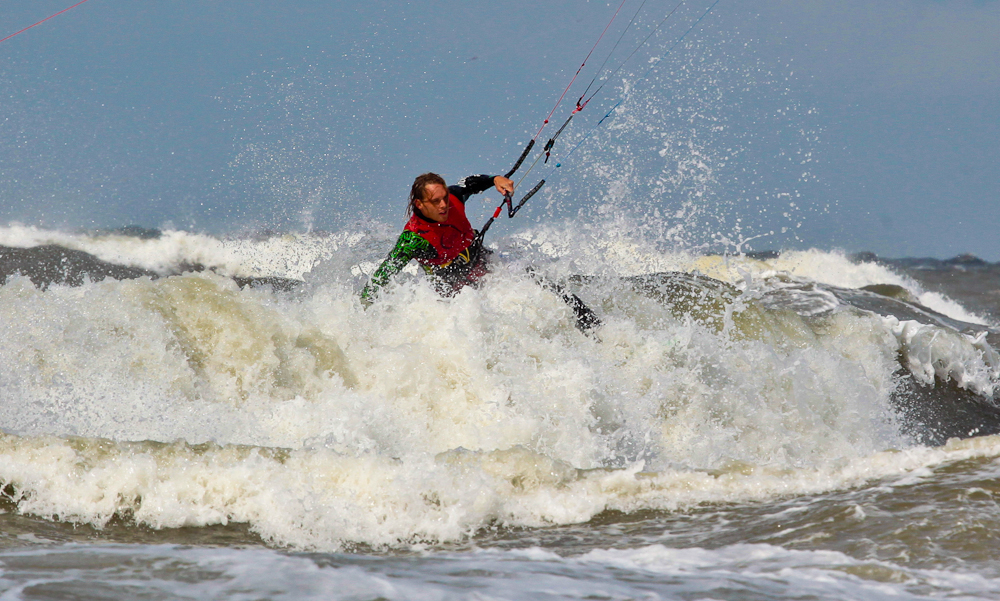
[414,183,450,223]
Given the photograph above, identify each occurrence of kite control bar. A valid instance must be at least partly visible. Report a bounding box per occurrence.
[475,179,546,244]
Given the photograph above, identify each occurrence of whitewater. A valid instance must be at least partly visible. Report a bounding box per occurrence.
[3,0,1000,595]
[1,221,999,600]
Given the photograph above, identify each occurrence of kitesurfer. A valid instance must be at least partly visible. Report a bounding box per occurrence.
[360,172,600,333]
[360,172,510,304]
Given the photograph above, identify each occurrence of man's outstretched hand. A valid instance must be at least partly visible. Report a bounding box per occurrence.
[493,176,514,196]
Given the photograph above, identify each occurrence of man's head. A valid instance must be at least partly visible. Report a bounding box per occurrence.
[409,172,449,223]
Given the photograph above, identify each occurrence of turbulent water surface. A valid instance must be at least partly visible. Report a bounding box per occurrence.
[0,225,998,600]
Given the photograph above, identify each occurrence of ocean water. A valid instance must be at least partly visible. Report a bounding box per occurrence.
[1,225,999,600]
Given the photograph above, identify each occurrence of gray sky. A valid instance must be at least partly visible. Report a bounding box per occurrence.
[1,0,998,259]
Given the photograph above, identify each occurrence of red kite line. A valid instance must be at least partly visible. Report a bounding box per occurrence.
[0,0,93,46]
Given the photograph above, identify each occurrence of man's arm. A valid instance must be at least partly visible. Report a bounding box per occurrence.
[449,174,496,204]
[449,174,514,204]
[360,231,435,306]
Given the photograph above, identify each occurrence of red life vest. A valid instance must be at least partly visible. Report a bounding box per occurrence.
[404,193,476,266]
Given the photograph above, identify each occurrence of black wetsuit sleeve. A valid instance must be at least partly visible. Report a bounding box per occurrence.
[448,174,496,204]
[360,230,436,305]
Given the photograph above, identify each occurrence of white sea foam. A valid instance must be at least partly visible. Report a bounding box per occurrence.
[2,431,1000,552]
[2,223,985,324]
[768,249,990,325]
[2,535,999,601]
[571,542,1000,600]
[887,317,1000,397]
[0,224,363,279]
[0,225,997,550]
[501,227,989,325]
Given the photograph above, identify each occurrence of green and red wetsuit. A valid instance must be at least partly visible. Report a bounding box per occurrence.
[361,174,497,304]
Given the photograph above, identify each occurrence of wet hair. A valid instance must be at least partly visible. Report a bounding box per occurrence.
[407,172,447,217]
